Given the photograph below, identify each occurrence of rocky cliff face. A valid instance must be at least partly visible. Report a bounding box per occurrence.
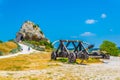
[16,21,46,42]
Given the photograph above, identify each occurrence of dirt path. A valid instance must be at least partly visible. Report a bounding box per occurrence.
[0,56,120,80]
[0,43,37,59]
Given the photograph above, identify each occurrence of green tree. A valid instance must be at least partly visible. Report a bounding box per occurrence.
[0,40,3,43]
[100,40,120,56]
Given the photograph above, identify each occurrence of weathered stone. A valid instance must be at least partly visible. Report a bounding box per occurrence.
[16,21,46,42]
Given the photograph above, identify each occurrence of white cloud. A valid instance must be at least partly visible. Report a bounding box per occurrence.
[101,13,107,19]
[85,19,97,24]
[80,32,96,37]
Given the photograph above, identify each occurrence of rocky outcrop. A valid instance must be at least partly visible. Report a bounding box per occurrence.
[16,21,47,42]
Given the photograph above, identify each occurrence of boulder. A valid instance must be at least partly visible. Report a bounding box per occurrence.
[16,21,46,42]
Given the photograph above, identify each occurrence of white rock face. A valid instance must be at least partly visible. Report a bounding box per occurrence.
[16,21,46,42]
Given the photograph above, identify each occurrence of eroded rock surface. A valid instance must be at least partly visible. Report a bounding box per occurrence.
[16,21,46,42]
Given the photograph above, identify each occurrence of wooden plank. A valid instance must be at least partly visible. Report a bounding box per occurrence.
[89,56,103,58]
[60,40,82,42]
[61,41,70,54]
[81,43,89,55]
[74,42,81,52]
[66,42,70,47]
[55,43,61,53]
[72,42,77,49]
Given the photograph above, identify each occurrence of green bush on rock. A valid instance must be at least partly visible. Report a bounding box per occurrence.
[23,40,53,50]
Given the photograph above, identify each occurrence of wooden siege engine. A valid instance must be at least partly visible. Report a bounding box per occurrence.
[51,40,110,63]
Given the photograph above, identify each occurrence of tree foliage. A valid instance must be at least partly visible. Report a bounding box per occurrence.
[100,40,120,56]
[0,40,3,43]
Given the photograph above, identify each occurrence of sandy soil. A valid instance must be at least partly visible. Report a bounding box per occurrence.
[0,56,120,80]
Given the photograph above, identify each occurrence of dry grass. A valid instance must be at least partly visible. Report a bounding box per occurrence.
[76,58,102,64]
[0,52,59,71]
[0,41,17,54]
[57,57,102,64]
[0,52,101,71]
[0,52,103,80]
[0,76,13,80]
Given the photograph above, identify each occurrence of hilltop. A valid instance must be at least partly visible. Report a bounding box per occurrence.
[16,21,53,51]
[16,21,47,42]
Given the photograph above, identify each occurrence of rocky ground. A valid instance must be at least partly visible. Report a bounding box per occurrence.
[0,56,120,80]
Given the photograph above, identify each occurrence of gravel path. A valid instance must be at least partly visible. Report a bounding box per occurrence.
[0,43,37,59]
[0,56,120,80]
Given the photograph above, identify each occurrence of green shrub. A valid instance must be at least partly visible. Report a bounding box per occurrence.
[0,51,3,56]
[33,25,37,28]
[33,24,39,29]
[23,40,53,50]
[100,40,119,56]
[40,31,43,35]
[57,58,68,62]
[34,46,45,51]
[8,41,22,54]
[8,39,14,42]
[0,40,3,43]
[10,48,18,54]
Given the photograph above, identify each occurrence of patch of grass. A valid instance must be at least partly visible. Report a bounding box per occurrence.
[0,51,101,71]
[23,40,53,50]
[116,78,120,80]
[57,58,68,62]
[0,51,3,56]
[86,58,101,63]
[0,52,52,71]
[76,58,102,64]
[0,41,17,54]
[46,72,52,74]
[0,76,13,80]
[29,77,39,80]
[56,57,101,64]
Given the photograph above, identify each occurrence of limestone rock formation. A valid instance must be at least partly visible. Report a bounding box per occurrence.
[16,21,46,42]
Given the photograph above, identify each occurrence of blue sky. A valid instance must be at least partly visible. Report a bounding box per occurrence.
[0,0,120,47]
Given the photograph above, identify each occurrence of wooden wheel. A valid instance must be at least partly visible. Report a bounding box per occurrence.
[68,52,76,63]
[101,53,110,59]
[105,54,110,59]
[63,52,69,57]
[51,51,57,60]
[77,51,89,64]
[59,51,69,57]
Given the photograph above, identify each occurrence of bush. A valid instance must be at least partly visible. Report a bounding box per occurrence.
[40,31,43,35]
[8,39,14,42]
[0,51,3,56]
[9,41,22,53]
[100,40,120,56]
[0,40,3,43]
[10,48,19,54]
[23,40,53,50]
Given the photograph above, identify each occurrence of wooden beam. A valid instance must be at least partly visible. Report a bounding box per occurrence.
[66,42,70,47]
[74,42,81,52]
[60,40,82,42]
[56,43,62,53]
[61,41,70,54]
[81,43,89,55]
[79,42,82,51]
[72,42,77,49]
